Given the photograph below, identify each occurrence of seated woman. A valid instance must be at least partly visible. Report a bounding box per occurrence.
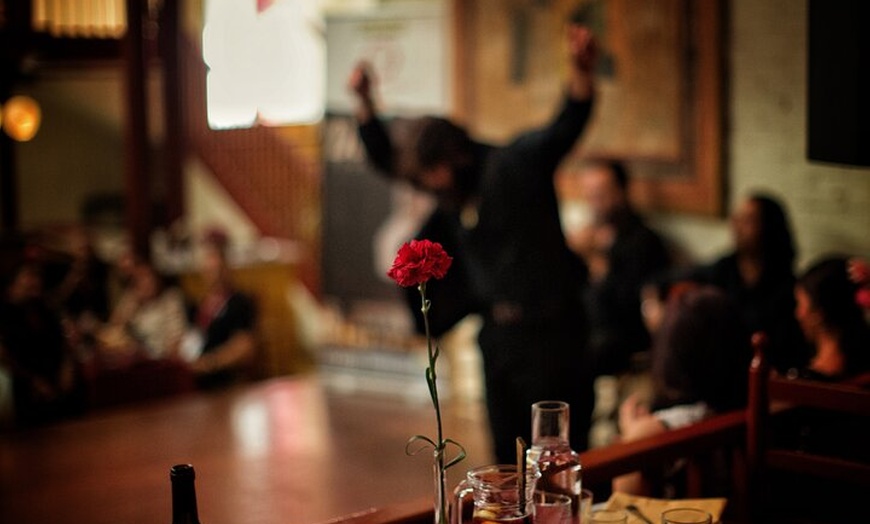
[103,261,188,361]
[791,255,870,381]
[613,284,752,496]
[186,232,258,389]
[676,193,808,373]
[764,256,870,518]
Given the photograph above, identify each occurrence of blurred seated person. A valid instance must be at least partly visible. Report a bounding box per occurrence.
[763,256,870,515]
[613,284,751,496]
[676,193,807,373]
[0,259,83,427]
[99,261,188,362]
[791,255,870,382]
[51,227,111,334]
[568,160,671,376]
[106,248,142,309]
[185,232,258,388]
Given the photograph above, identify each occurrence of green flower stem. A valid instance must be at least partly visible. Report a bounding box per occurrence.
[420,282,447,524]
[419,283,445,452]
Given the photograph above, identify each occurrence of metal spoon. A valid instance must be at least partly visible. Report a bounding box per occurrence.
[625,504,654,524]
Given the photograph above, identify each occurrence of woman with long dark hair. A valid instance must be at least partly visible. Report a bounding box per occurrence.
[682,193,808,372]
[794,256,870,380]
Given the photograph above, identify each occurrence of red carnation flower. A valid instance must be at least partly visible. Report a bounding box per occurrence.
[856,288,870,310]
[387,239,452,288]
[848,258,870,286]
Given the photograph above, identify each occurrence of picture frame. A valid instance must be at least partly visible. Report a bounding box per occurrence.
[453,0,725,216]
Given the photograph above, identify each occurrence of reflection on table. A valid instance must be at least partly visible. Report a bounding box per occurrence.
[0,373,492,524]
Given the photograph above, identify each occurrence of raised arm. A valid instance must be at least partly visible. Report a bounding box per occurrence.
[514,23,598,174]
[348,61,396,177]
[566,23,597,102]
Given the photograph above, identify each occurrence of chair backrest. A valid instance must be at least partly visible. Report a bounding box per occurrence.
[579,408,748,518]
[746,333,870,520]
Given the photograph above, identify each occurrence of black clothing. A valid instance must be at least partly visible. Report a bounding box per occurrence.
[358,98,594,462]
[197,292,257,389]
[56,256,111,322]
[0,300,80,426]
[681,253,809,372]
[201,293,256,354]
[585,209,670,376]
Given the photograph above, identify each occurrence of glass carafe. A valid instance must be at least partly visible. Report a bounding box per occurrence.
[526,401,582,524]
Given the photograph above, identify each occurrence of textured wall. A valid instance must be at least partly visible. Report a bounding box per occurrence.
[659,0,870,269]
[729,0,870,267]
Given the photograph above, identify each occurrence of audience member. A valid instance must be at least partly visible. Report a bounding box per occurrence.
[569,160,671,376]
[104,261,188,361]
[766,256,870,514]
[51,227,111,328]
[678,193,807,372]
[107,248,142,309]
[613,285,751,496]
[0,259,83,427]
[791,255,870,381]
[348,18,598,461]
[187,232,258,389]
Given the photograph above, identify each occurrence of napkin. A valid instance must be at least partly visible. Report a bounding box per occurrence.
[604,492,727,524]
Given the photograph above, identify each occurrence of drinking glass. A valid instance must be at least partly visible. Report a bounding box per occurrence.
[577,489,592,524]
[589,509,627,524]
[532,491,572,524]
[660,508,713,524]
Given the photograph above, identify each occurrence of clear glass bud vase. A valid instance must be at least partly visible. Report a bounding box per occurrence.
[434,451,448,524]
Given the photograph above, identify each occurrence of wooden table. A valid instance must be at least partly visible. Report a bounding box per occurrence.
[0,374,492,524]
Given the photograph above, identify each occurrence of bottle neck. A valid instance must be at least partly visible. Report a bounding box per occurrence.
[531,401,570,447]
[171,474,200,524]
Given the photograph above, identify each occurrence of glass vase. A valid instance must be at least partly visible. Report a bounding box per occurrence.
[434,455,448,524]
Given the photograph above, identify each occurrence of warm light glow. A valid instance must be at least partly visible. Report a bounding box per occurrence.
[203,0,325,130]
[2,96,42,142]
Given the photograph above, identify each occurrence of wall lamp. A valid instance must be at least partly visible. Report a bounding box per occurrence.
[0,95,42,142]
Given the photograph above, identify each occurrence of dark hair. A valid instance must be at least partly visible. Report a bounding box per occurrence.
[581,158,630,191]
[607,160,629,191]
[652,286,751,412]
[397,116,474,181]
[798,256,870,375]
[749,193,796,273]
[201,228,230,262]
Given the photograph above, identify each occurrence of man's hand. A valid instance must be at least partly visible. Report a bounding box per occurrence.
[566,24,597,101]
[348,61,373,100]
[567,24,597,74]
[348,61,377,123]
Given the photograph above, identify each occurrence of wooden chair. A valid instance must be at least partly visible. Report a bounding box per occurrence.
[746,333,870,522]
[580,409,749,519]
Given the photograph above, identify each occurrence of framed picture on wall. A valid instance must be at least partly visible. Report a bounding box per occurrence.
[454,0,725,216]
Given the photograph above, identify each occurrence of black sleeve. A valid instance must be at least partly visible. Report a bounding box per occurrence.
[509,98,594,183]
[203,293,257,353]
[358,118,397,177]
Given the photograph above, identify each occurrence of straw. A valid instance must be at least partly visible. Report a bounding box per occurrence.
[516,437,527,511]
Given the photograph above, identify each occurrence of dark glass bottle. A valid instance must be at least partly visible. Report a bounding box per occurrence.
[170,464,202,524]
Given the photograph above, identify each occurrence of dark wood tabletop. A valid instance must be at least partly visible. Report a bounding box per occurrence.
[0,373,492,524]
